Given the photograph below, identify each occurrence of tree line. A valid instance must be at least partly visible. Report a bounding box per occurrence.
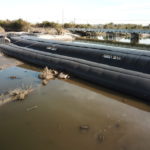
[0,19,149,32]
[63,22,150,29]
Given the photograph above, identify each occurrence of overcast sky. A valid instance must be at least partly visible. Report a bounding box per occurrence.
[0,0,150,25]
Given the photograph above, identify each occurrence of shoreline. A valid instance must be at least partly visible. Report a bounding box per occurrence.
[76,37,150,50]
[0,54,23,70]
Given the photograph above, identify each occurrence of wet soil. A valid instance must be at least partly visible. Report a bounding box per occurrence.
[0,55,150,150]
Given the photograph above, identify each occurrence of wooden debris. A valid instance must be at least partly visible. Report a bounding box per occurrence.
[97,133,104,143]
[9,76,17,79]
[79,125,89,131]
[58,72,70,79]
[26,106,38,112]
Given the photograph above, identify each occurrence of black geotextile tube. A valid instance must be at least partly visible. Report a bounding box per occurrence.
[0,43,150,101]
[10,36,150,74]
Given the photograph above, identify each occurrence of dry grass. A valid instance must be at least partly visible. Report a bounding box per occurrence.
[0,87,33,106]
[38,67,70,85]
[9,88,33,100]
[38,67,54,80]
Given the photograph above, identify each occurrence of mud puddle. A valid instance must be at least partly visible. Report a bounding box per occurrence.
[0,63,150,150]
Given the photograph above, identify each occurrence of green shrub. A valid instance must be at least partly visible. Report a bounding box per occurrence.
[0,19,30,31]
[36,21,61,28]
[64,23,76,28]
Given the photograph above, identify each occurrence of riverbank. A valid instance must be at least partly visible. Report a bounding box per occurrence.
[76,37,150,50]
[0,53,23,70]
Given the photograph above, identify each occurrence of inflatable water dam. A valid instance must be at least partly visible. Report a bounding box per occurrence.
[0,36,150,100]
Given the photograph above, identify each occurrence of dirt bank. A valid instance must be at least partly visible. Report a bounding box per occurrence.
[0,54,23,70]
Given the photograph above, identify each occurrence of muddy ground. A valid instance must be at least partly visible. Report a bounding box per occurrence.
[0,53,23,70]
[0,54,150,150]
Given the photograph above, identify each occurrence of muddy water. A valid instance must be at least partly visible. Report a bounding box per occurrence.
[0,65,150,150]
[0,66,40,93]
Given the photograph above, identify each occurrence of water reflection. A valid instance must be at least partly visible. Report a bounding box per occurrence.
[0,66,40,94]
[97,36,150,45]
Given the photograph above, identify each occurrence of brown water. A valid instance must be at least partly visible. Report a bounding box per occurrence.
[0,64,150,150]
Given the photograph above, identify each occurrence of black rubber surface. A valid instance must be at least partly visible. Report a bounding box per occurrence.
[0,43,150,100]
[10,36,150,74]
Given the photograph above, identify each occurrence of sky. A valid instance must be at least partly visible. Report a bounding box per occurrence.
[0,0,150,25]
